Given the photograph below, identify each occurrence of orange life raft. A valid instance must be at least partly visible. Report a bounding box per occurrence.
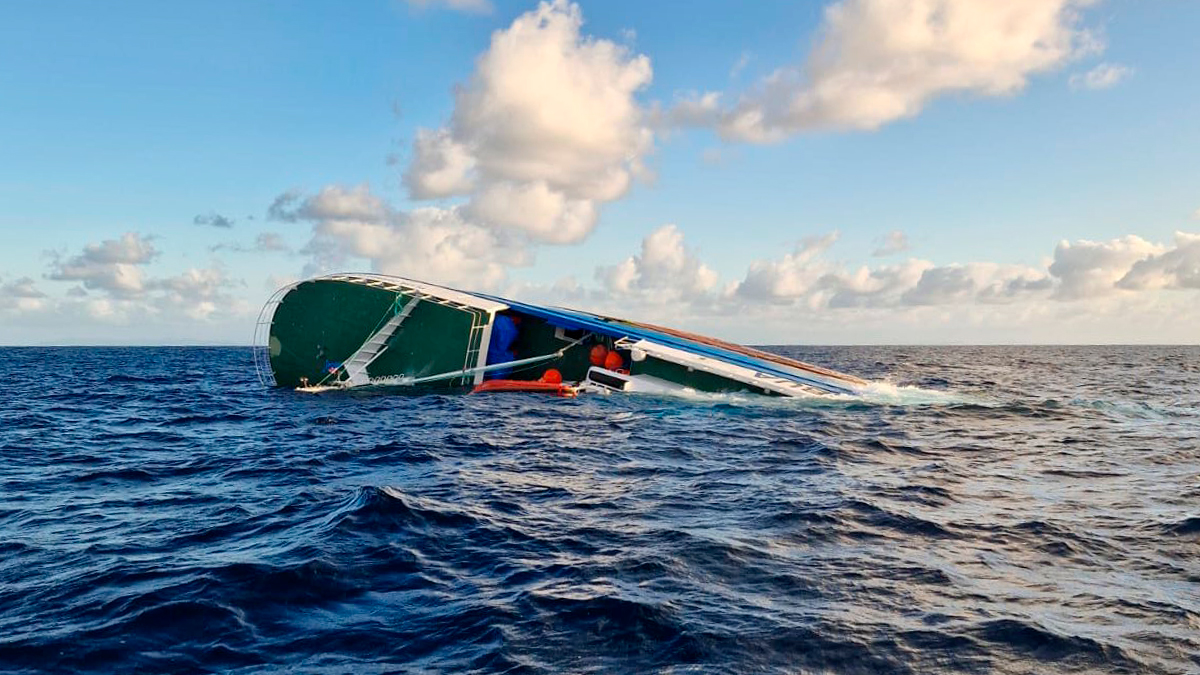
[471,379,577,397]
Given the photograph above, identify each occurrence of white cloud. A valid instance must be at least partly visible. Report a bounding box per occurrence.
[901,262,1051,306]
[552,227,1200,343]
[298,184,389,222]
[403,0,492,14]
[465,181,598,244]
[1116,231,1200,291]
[20,233,248,341]
[47,232,158,296]
[727,231,1198,310]
[1047,234,1164,300]
[735,232,842,303]
[403,0,653,244]
[872,230,910,256]
[734,254,1048,310]
[670,0,1099,142]
[279,184,526,290]
[147,268,238,320]
[596,224,719,302]
[47,235,234,306]
[404,129,477,199]
[826,259,937,308]
[898,265,977,306]
[0,277,48,313]
[270,2,656,293]
[1069,62,1133,90]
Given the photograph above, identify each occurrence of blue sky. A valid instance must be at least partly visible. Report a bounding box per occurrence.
[2,0,1198,344]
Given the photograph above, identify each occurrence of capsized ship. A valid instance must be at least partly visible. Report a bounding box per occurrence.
[254,273,867,398]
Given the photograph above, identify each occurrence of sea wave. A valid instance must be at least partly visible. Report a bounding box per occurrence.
[0,345,1197,673]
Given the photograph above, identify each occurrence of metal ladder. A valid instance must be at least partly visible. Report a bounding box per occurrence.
[458,310,488,386]
[342,294,423,386]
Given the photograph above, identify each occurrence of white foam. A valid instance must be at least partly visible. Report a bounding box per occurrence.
[597,379,975,409]
[852,380,974,406]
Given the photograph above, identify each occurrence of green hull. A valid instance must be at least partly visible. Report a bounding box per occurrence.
[267,278,488,389]
[260,273,843,396]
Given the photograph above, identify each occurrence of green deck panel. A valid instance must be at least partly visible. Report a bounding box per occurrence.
[508,317,596,381]
[367,301,486,386]
[268,279,488,388]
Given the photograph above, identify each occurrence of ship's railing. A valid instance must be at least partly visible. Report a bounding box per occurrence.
[252,282,297,387]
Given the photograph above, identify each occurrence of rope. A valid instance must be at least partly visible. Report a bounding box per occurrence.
[361,334,589,389]
[312,293,418,388]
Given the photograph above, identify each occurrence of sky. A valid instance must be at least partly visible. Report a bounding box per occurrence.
[2,0,1198,345]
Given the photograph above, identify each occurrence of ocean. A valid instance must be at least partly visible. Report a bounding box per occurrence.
[0,345,1196,674]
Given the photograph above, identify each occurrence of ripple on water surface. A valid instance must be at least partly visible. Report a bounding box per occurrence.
[0,345,1198,674]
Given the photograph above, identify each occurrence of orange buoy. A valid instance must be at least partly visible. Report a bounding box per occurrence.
[540,368,563,384]
[589,344,609,366]
[603,350,624,371]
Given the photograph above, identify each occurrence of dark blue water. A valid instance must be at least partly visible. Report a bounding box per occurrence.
[1,346,1197,674]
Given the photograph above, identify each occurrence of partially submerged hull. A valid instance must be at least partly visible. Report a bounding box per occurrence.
[255,273,867,398]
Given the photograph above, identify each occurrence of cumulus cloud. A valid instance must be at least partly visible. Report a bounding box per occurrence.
[268,2,656,291]
[1048,234,1164,300]
[404,129,477,199]
[596,224,719,302]
[901,262,1054,306]
[1116,232,1200,291]
[464,181,597,244]
[1069,62,1133,90]
[872,230,910,256]
[735,232,843,303]
[276,184,526,289]
[146,268,236,320]
[825,259,936,308]
[733,254,1049,310]
[194,212,235,228]
[47,232,158,296]
[403,0,653,244]
[28,233,246,336]
[0,277,48,312]
[724,230,1200,311]
[669,0,1099,142]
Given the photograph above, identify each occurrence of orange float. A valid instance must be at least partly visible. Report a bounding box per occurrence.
[589,344,608,366]
[603,351,624,371]
[471,379,577,397]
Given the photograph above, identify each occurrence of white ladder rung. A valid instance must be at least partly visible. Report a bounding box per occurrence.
[342,294,423,386]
